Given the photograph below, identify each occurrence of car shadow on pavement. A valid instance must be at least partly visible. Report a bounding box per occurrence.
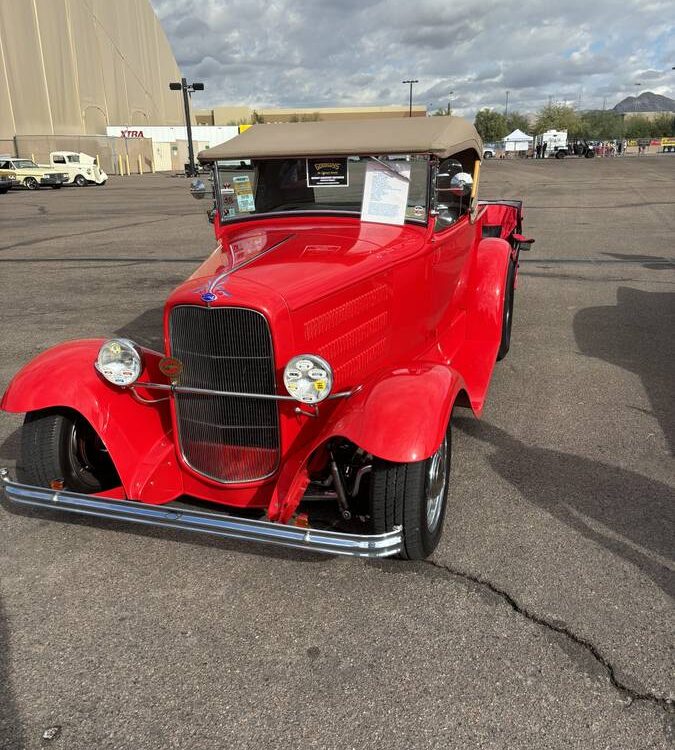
[601,252,675,270]
[115,307,165,351]
[455,418,675,599]
[574,286,675,455]
[0,598,23,750]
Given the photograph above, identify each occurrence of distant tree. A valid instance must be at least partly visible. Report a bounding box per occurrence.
[534,104,582,136]
[474,108,508,141]
[578,111,624,140]
[432,102,454,116]
[289,114,300,122]
[250,110,264,124]
[623,115,653,139]
[505,111,531,134]
[649,113,675,137]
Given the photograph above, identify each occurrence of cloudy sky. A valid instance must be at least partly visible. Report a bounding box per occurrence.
[150,0,674,118]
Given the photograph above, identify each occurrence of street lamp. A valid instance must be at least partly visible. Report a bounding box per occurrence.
[447,91,454,116]
[169,78,204,177]
[402,79,419,117]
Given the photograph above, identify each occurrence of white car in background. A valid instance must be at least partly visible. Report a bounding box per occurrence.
[43,152,107,186]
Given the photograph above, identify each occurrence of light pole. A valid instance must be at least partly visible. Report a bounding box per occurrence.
[633,82,642,114]
[505,90,510,120]
[402,79,418,117]
[169,78,204,177]
[447,90,454,116]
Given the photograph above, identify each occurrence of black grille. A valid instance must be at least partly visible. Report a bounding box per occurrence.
[169,305,280,482]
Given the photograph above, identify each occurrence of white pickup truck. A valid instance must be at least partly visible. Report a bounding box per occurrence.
[41,152,108,186]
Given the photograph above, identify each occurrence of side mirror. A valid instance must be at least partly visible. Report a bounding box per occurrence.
[435,172,454,193]
[449,172,473,197]
[190,178,206,200]
[434,170,473,197]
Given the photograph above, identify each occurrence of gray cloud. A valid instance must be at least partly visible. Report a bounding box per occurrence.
[150,0,675,120]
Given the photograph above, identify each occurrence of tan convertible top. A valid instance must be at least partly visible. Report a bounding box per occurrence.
[198,117,482,162]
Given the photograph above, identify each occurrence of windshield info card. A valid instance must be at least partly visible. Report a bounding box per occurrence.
[361,161,411,225]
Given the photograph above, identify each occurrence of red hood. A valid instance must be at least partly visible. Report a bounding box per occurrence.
[179,219,428,311]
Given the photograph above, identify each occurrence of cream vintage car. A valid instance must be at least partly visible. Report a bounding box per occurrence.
[43,151,108,186]
[0,156,67,190]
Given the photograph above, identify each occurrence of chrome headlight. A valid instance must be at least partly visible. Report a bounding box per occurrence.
[96,339,142,386]
[283,354,333,404]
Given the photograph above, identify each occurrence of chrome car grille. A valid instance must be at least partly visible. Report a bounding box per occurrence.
[169,305,280,483]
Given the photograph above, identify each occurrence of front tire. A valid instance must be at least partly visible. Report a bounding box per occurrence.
[74,174,87,187]
[369,425,451,560]
[18,410,118,493]
[24,177,39,190]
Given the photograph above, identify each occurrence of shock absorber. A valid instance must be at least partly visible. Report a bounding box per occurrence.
[329,450,352,520]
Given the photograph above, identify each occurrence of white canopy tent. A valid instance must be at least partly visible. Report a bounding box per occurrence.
[503,128,533,152]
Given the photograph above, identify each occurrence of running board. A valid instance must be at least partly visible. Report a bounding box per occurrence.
[0,469,402,558]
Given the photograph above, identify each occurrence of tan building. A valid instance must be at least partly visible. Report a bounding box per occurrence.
[196,105,428,125]
[621,111,675,121]
[0,0,185,145]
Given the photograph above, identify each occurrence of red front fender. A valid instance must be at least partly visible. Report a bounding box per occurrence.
[1,339,182,502]
[267,363,466,523]
[331,363,466,464]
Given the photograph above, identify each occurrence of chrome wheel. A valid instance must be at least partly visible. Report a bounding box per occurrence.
[425,435,448,532]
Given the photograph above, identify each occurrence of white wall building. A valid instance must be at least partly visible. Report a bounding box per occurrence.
[106,125,239,171]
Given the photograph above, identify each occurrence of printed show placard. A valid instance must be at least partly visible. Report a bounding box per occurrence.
[306,157,349,187]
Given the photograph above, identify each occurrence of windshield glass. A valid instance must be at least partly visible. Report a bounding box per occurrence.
[13,160,38,169]
[215,155,429,224]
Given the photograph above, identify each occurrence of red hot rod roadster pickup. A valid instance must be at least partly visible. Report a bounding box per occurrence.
[1,117,532,560]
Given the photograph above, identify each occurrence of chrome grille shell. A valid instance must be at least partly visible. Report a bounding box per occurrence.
[169,305,280,483]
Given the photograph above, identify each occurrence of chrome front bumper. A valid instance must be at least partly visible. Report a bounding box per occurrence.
[0,469,402,558]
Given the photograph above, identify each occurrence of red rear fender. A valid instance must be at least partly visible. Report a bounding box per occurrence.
[466,237,512,342]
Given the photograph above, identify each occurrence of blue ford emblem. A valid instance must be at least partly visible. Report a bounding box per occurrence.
[201,291,217,303]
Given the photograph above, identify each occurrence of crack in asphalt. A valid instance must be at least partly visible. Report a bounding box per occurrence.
[422,558,674,714]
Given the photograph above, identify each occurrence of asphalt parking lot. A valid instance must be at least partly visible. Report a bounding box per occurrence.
[0,157,673,749]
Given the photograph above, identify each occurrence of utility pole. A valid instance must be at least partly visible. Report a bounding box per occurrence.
[402,79,418,117]
[505,90,510,119]
[447,90,454,116]
[169,77,204,177]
